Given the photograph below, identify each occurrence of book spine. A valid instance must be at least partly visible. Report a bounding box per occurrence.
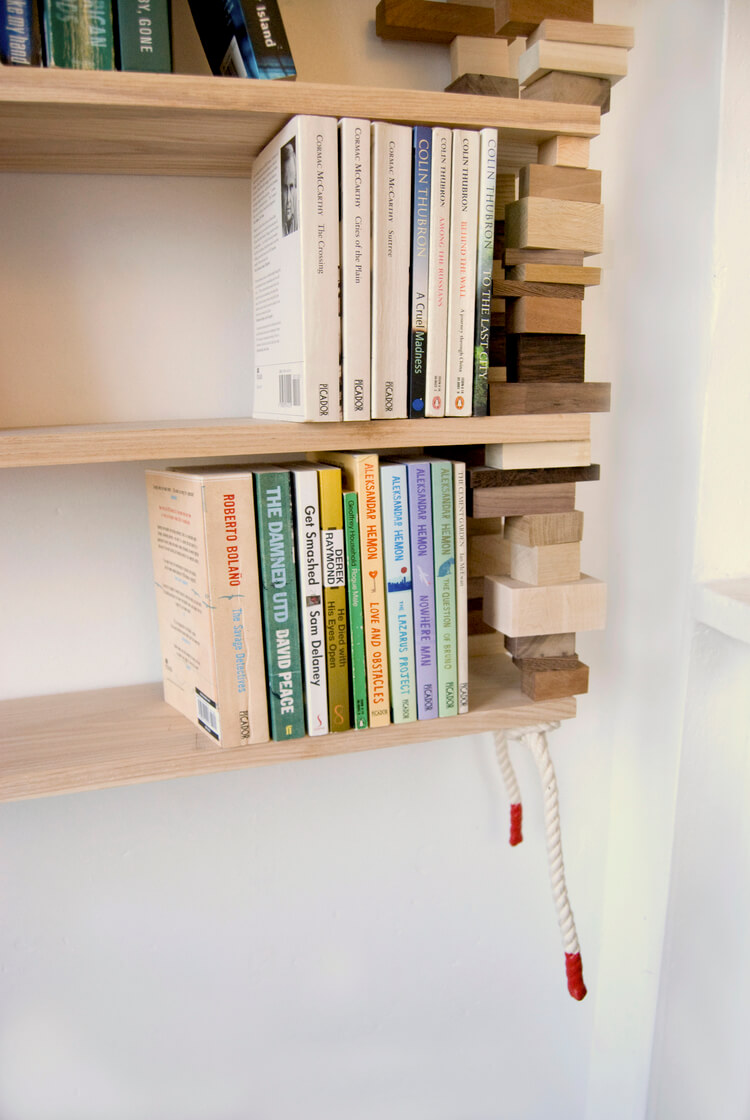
[408,125,432,418]
[114,0,171,71]
[445,129,480,416]
[425,127,452,418]
[431,461,458,717]
[371,121,412,419]
[339,118,371,421]
[1,0,39,64]
[41,0,115,67]
[406,461,438,720]
[381,463,417,723]
[318,466,351,732]
[243,0,295,78]
[343,490,369,729]
[453,461,469,714]
[291,467,329,736]
[186,0,255,77]
[472,128,498,416]
[253,470,306,740]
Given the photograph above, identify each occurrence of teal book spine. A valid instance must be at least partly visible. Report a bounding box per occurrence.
[380,461,417,723]
[253,468,306,741]
[431,460,458,717]
[41,0,115,67]
[343,490,368,729]
[114,0,171,71]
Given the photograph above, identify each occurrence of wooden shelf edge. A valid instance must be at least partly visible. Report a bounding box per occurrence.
[0,414,595,468]
[0,661,576,801]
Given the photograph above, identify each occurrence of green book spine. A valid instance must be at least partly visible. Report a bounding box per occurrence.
[253,469,306,741]
[41,0,115,68]
[431,460,458,717]
[343,490,368,730]
[114,0,171,71]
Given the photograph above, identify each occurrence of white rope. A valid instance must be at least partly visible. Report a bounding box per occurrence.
[494,730,522,807]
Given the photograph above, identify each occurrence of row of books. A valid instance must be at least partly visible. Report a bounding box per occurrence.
[251,114,499,424]
[0,0,293,77]
[146,453,468,747]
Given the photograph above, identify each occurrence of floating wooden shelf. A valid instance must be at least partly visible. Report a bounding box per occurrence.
[0,66,599,177]
[0,647,575,802]
[0,414,593,468]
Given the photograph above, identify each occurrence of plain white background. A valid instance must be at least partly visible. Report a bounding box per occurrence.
[1,1,747,1117]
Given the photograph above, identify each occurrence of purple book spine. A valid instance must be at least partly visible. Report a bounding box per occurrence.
[406,460,439,720]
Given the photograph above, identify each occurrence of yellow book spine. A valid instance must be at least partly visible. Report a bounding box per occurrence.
[318,466,351,732]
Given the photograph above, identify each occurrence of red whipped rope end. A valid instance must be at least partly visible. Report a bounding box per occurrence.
[509,802,523,846]
[565,952,587,1001]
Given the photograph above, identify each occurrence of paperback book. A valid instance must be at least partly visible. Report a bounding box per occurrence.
[339,118,371,421]
[405,459,438,720]
[408,125,432,418]
[291,463,328,736]
[252,115,341,422]
[318,464,351,732]
[380,461,417,723]
[343,490,369,729]
[424,127,452,418]
[472,127,499,416]
[146,467,269,748]
[431,459,458,716]
[453,460,469,713]
[445,129,479,416]
[187,0,294,79]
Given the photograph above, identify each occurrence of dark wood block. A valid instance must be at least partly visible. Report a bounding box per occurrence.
[505,633,576,657]
[468,605,494,634]
[521,71,611,112]
[375,0,497,42]
[489,335,507,366]
[506,332,585,382]
[468,463,600,489]
[517,658,589,701]
[446,74,520,97]
[494,279,584,300]
[470,481,576,517]
[505,247,584,266]
[489,381,610,414]
[513,655,580,671]
[494,0,594,39]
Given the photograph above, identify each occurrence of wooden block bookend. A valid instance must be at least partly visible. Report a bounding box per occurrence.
[450,34,511,81]
[504,247,585,266]
[470,481,576,517]
[505,631,577,657]
[506,332,585,381]
[506,295,582,334]
[494,0,594,39]
[507,263,601,286]
[509,540,581,585]
[485,439,590,469]
[505,197,604,254]
[489,381,610,413]
[519,164,602,204]
[445,74,520,97]
[375,0,497,43]
[504,510,584,546]
[518,40,628,86]
[468,463,600,488]
[527,19,635,49]
[522,72,611,112]
[494,279,585,300]
[483,572,606,635]
[468,532,511,576]
[517,657,589,700]
[537,135,590,168]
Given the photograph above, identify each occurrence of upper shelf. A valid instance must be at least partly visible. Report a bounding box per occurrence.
[0,66,600,177]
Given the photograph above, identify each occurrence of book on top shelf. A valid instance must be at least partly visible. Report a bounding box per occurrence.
[472,128,499,417]
[445,129,479,416]
[40,0,115,68]
[408,125,432,419]
[1,0,40,64]
[424,127,452,418]
[339,118,371,421]
[186,0,294,79]
[114,0,171,72]
[251,115,341,422]
[145,466,269,749]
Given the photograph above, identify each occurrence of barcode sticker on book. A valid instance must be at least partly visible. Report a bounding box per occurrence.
[279,373,301,408]
[195,688,221,741]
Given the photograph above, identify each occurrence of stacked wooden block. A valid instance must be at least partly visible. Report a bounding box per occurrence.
[518,19,634,112]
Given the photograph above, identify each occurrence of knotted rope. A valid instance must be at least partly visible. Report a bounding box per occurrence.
[494,722,586,1001]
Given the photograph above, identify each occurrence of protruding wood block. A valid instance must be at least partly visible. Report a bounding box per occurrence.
[506,295,582,334]
[468,463,600,488]
[517,658,589,700]
[450,34,511,80]
[504,510,584,546]
[494,279,584,299]
[504,247,584,266]
[522,72,611,112]
[505,631,576,657]
[490,381,610,414]
[485,439,590,469]
[509,540,581,585]
[471,482,576,517]
[519,40,628,86]
[508,262,601,285]
[519,163,602,204]
[527,19,635,49]
[505,196,603,254]
[376,0,497,43]
[445,74,520,97]
[469,532,511,576]
[483,573,606,636]
[494,0,593,39]
[537,135,590,168]
[506,332,585,382]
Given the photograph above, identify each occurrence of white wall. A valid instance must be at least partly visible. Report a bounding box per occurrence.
[0,2,729,1117]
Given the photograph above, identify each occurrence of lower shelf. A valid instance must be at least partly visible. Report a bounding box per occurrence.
[1,646,576,802]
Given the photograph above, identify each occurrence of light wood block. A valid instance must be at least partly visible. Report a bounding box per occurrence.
[504,510,584,546]
[471,481,576,517]
[495,279,584,299]
[489,381,610,414]
[504,247,585,265]
[494,0,593,39]
[517,658,589,700]
[519,40,628,86]
[505,631,576,656]
[486,439,590,469]
[506,294,582,334]
[505,197,603,254]
[520,163,601,203]
[450,35,511,80]
[506,332,585,381]
[509,540,581,584]
[483,572,606,635]
[469,533,512,576]
[492,259,506,281]
[508,262,601,285]
[522,72,611,112]
[537,135,590,167]
[527,19,635,49]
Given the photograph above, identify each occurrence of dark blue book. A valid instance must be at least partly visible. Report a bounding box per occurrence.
[1,0,40,64]
[408,125,432,418]
[187,0,295,79]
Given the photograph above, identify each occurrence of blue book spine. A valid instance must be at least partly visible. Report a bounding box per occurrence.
[406,460,438,720]
[408,126,432,418]
[380,462,417,723]
[1,0,37,63]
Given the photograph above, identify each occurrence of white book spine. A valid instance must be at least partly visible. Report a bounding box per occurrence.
[445,129,479,417]
[453,460,469,714]
[339,118,371,421]
[425,126,452,418]
[291,466,329,735]
[251,114,341,422]
[371,121,412,419]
